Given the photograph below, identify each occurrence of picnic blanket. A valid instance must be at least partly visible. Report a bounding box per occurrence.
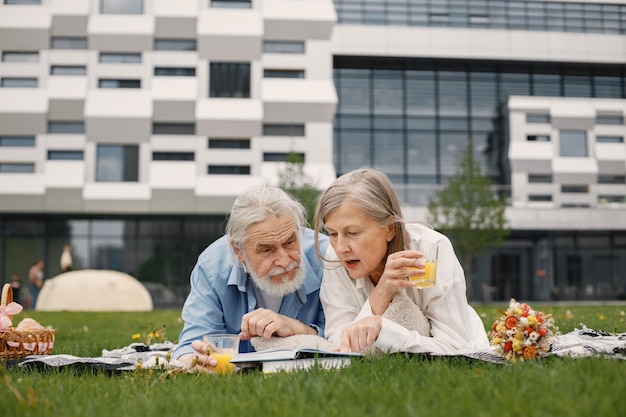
[10,327,626,371]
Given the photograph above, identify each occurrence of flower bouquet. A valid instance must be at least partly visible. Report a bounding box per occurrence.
[490,298,558,363]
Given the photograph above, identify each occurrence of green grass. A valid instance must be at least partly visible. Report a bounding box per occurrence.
[2,304,625,417]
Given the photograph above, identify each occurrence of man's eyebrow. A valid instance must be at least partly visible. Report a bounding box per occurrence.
[255,231,298,249]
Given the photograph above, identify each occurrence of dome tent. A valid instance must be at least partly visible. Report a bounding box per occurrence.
[35,270,153,311]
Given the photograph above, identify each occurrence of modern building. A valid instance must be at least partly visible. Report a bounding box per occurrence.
[0,0,625,303]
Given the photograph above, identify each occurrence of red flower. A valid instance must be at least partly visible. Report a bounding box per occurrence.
[520,303,531,317]
[504,341,513,352]
[538,328,548,337]
[504,316,518,330]
[522,345,537,359]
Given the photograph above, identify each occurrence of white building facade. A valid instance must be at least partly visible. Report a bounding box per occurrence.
[1,0,625,303]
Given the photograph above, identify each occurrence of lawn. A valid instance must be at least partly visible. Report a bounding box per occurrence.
[2,303,625,417]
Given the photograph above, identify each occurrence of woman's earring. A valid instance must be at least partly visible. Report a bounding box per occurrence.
[241,263,248,274]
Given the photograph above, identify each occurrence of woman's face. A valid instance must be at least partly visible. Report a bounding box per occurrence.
[324,204,394,282]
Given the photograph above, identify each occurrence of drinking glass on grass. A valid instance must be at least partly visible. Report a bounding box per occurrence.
[408,240,439,288]
[203,334,240,374]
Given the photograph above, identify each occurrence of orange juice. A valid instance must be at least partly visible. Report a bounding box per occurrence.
[212,351,235,374]
[407,261,437,288]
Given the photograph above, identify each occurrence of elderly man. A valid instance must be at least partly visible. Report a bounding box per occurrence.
[172,185,329,372]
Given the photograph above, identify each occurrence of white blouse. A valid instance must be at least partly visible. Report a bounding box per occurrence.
[320,222,490,354]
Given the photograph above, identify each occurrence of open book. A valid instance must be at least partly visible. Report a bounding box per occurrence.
[230,347,363,373]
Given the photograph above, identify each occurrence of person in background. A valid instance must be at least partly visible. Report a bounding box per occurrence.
[172,185,329,372]
[61,244,73,273]
[9,273,22,305]
[28,259,44,309]
[314,168,489,354]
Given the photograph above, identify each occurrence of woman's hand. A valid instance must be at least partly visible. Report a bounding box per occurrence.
[369,249,425,315]
[338,316,383,353]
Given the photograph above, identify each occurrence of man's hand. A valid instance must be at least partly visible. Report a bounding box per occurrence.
[239,308,316,340]
[178,340,218,373]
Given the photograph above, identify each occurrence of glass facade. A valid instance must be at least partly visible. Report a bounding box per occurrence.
[0,215,226,306]
[334,0,626,34]
[334,57,626,206]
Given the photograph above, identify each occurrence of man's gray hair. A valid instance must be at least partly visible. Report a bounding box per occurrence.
[226,185,306,248]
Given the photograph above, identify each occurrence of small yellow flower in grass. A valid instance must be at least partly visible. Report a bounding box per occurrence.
[132,333,141,341]
[598,314,605,320]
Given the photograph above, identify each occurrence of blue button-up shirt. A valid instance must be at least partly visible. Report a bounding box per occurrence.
[172,227,328,358]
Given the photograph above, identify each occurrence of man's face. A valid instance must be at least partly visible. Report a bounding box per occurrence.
[232,214,305,296]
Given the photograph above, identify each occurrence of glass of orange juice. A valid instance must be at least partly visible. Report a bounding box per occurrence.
[407,240,439,288]
[203,334,239,374]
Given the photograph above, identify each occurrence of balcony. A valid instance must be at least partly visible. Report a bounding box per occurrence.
[196,98,262,137]
[84,90,152,142]
[263,0,336,41]
[197,8,262,60]
[262,79,337,122]
[88,15,154,52]
[0,5,50,50]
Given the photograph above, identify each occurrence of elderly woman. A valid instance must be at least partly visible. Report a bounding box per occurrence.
[314,168,488,354]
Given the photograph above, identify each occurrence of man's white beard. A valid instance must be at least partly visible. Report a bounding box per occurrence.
[243,254,306,297]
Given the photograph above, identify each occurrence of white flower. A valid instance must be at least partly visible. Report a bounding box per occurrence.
[529,331,539,341]
[520,317,529,327]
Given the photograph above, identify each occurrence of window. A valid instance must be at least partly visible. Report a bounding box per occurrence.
[154,39,196,51]
[152,123,195,135]
[528,174,552,183]
[559,130,587,157]
[48,121,84,134]
[99,53,142,64]
[1,78,37,88]
[526,114,550,123]
[263,69,305,79]
[263,41,305,54]
[263,152,305,162]
[47,150,84,160]
[561,185,588,193]
[154,67,196,77]
[528,195,552,202]
[597,136,623,143]
[152,152,194,161]
[208,138,250,149]
[101,0,142,14]
[50,37,88,50]
[209,63,250,98]
[596,115,623,125]
[2,51,38,62]
[211,0,251,8]
[263,124,305,136]
[96,145,139,182]
[208,165,250,175]
[527,134,550,142]
[0,163,35,173]
[50,66,87,75]
[0,136,35,146]
[98,79,141,89]
[598,175,625,184]
[599,195,625,203]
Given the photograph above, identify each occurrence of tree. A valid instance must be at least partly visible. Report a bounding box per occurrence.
[427,143,510,300]
[277,152,321,228]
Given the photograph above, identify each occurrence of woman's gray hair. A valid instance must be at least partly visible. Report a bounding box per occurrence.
[226,185,306,248]
[314,168,409,262]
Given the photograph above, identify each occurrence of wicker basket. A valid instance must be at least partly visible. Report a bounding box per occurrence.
[0,283,56,361]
